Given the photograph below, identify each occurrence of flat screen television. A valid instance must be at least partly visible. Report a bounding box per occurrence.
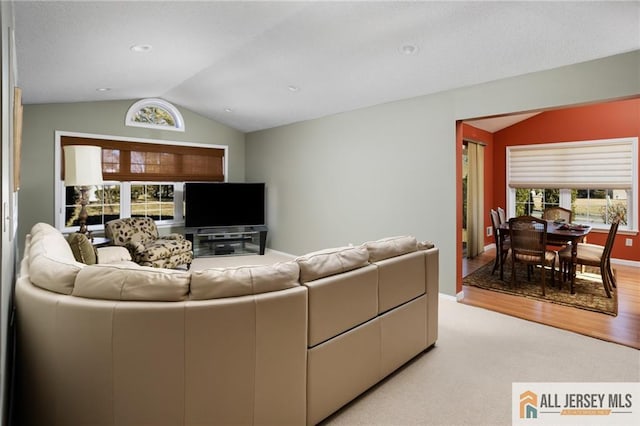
[184,182,265,228]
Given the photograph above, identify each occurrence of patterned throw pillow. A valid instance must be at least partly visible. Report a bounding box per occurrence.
[67,233,98,265]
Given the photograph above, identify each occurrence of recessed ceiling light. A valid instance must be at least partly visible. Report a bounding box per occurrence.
[130,44,153,53]
[287,85,300,92]
[400,44,418,55]
[224,108,233,113]
[96,87,111,92]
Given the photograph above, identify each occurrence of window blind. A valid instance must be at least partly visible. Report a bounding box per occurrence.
[507,138,636,189]
[61,136,224,182]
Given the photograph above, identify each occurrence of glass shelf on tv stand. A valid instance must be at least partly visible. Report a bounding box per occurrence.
[185,225,268,258]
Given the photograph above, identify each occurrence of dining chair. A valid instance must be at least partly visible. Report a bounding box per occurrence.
[558,216,620,298]
[490,209,510,280]
[542,207,575,258]
[542,206,573,223]
[508,216,556,296]
[497,207,507,225]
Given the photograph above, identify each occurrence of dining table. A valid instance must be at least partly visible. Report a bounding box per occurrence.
[499,219,592,294]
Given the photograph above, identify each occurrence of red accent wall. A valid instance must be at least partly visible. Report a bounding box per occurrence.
[492,98,640,261]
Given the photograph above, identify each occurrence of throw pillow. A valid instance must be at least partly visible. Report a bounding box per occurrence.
[67,233,98,265]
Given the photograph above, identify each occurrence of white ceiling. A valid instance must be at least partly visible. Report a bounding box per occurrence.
[13,0,640,133]
[465,112,541,133]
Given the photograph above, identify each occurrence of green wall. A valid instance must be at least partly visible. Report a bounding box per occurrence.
[246,50,640,296]
[18,99,245,246]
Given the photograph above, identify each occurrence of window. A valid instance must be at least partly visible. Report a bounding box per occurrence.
[131,183,175,221]
[64,184,121,229]
[574,189,629,225]
[125,98,185,132]
[507,138,638,231]
[56,132,227,233]
[514,188,560,217]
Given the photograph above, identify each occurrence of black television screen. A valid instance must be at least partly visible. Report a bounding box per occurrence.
[184,182,265,228]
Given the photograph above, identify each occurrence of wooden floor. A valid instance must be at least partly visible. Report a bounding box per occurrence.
[461,248,640,349]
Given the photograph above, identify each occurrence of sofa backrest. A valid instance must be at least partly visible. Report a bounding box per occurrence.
[15,273,308,426]
[73,263,191,301]
[295,245,370,283]
[190,261,300,300]
[298,235,436,348]
[27,222,84,295]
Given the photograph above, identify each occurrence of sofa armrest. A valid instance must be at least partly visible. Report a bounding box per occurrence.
[96,246,132,264]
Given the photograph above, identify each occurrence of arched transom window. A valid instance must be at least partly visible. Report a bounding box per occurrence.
[125,98,185,132]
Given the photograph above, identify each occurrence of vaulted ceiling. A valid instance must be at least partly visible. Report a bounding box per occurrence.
[13,1,640,132]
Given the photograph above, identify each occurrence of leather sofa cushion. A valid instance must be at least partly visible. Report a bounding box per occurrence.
[96,246,133,264]
[296,245,369,283]
[72,263,190,301]
[30,222,63,238]
[29,228,84,295]
[190,261,300,300]
[364,236,418,262]
[418,240,435,250]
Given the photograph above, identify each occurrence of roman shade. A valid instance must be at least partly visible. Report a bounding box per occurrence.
[61,136,224,182]
[507,138,636,189]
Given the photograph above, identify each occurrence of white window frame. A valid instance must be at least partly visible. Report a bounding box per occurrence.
[506,137,638,233]
[54,131,228,233]
[125,98,185,132]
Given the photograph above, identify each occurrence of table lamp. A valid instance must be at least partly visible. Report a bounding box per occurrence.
[63,145,103,234]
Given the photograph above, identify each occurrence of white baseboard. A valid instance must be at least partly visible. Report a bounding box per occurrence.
[438,292,459,302]
[611,257,640,268]
[265,248,297,258]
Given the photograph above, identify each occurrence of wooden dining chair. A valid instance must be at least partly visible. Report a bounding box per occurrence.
[490,209,510,280]
[558,216,620,298]
[542,207,576,258]
[542,206,573,223]
[508,216,556,296]
[497,207,507,225]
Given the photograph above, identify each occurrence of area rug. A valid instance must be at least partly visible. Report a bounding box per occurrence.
[463,261,617,316]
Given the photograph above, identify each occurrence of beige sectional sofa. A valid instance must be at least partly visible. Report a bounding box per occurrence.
[14,223,439,425]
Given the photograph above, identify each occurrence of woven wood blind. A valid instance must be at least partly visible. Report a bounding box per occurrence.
[61,136,224,182]
[507,138,636,189]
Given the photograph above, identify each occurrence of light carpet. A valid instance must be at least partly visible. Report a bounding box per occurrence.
[190,254,639,425]
[322,296,639,425]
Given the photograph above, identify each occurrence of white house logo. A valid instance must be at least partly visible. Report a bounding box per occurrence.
[512,383,639,425]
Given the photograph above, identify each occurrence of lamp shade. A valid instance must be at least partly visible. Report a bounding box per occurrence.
[63,145,104,186]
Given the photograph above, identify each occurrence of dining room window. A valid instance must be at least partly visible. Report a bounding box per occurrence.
[507,137,638,232]
[573,189,628,225]
[514,188,560,217]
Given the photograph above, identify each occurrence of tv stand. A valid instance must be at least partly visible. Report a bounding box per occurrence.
[185,225,267,257]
